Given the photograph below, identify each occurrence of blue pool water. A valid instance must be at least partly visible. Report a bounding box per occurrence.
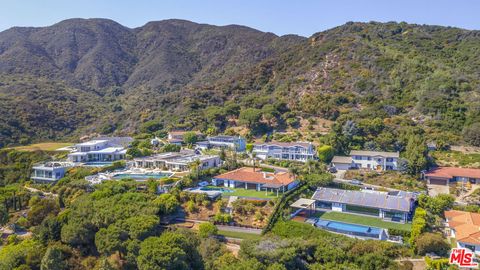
[113,173,171,180]
[82,161,114,167]
[315,219,381,237]
[198,186,234,193]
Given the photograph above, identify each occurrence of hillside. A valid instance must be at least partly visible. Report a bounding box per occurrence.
[1,19,479,149]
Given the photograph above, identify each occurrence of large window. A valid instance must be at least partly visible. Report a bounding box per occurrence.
[316,201,332,210]
[465,244,476,252]
[346,205,379,216]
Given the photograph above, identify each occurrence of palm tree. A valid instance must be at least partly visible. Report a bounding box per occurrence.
[305,160,314,174]
[189,159,202,180]
[288,166,299,180]
[251,152,257,171]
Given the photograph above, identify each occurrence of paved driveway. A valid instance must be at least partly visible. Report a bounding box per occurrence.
[427,184,449,197]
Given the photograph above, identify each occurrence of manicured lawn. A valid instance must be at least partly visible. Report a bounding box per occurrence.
[225,187,280,199]
[314,211,412,231]
[217,230,262,240]
[10,142,73,152]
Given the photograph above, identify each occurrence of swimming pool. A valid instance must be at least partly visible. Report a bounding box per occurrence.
[82,161,114,167]
[198,186,234,193]
[113,173,172,181]
[315,219,382,238]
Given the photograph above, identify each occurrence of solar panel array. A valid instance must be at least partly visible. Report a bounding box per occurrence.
[312,188,412,212]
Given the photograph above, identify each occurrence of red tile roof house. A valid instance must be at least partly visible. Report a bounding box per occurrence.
[424,167,480,186]
[212,167,298,196]
[445,210,480,255]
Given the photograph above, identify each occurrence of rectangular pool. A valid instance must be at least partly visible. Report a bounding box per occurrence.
[82,161,114,167]
[315,219,382,238]
[113,173,172,181]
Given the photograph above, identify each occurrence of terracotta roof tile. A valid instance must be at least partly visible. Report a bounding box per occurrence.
[213,167,295,187]
[426,167,480,179]
[445,210,480,245]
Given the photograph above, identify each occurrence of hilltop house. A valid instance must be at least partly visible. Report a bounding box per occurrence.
[252,142,315,162]
[445,210,480,254]
[167,131,203,145]
[212,167,298,195]
[311,187,416,223]
[196,135,246,152]
[331,150,399,171]
[133,151,220,172]
[424,167,480,186]
[31,162,72,183]
[67,137,130,163]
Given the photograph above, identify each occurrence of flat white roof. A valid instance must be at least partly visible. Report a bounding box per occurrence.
[76,140,108,146]
[88,147,125,154]
[68,152,87,156]
[33,162,72,170]
[290,198,316,209]
[135,153,218,165]
[350,150,399,158]
[332,156,352,164]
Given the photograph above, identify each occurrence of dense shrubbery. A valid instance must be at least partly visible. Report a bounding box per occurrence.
[409,207,427,249]
[264,221,410,269]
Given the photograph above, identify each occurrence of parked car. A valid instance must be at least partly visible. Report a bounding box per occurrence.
[328,167,337,173]
[349,179,363,185]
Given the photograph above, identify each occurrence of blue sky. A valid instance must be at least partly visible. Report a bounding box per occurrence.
[0,0,479,36]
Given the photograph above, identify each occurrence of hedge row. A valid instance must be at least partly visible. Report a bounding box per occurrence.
[262,183,309,234]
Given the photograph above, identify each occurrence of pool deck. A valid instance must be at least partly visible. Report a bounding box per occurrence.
[292,209,411,232]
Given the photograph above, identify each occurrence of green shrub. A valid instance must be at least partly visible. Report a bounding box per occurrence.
[388,228,411,239]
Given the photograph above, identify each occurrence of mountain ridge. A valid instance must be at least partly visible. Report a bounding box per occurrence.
[1,19,479,148]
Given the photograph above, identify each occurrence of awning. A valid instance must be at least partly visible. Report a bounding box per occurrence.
[290,198,316,209]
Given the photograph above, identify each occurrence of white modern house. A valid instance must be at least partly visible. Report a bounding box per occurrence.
[67,138,128,163]
[311,188,416,223]
[252,142,315,162]
[445,210,480,255]
[31,162,72,183]
[133,151,221,172]
[196,135,246,152]
[331,150,399,171]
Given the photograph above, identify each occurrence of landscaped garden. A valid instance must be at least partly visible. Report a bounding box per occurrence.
[344,170,425,191]
[217,229,262,240]
[314,211,412,231]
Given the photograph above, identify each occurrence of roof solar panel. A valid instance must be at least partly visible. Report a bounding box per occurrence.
[311,188,413,212]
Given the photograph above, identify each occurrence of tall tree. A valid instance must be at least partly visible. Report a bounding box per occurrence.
[404,135,427,175]
[41,245,68,270]
[183,131,199,145]
[0,204,8,226]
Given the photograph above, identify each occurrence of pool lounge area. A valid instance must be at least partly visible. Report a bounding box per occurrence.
[184,186,234,199]
[112,172,172,181]
[81,161,114,167]
[313,218,386,240]
[85,169,174,185]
